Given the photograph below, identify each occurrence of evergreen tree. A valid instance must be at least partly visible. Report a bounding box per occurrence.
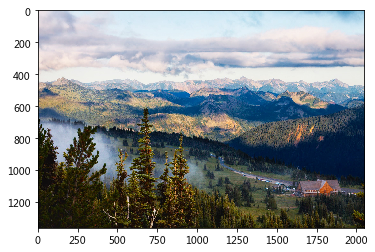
[206,170,215,179]
[123,139,128,146]
[280,209,290,228]
[217,177,224,187]
[38,121,58,190]
[126,166,143,227]
[157,151,170,206]
[224,177,231,184]
[104,149,130,227]
[128,108,157,228]
[157,135,196,228]
[58,126,107,227]
[38,122,60,227]
[264,189,277,210]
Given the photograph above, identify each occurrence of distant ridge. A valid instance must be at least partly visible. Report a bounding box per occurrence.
[62,77,364,104]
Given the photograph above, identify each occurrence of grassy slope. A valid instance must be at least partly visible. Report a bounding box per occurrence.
[186,156,299,219]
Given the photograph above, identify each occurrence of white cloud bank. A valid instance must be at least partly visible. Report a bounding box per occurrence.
[39,12,364,77]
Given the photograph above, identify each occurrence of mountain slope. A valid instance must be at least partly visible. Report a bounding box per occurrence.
[228,105,364,178]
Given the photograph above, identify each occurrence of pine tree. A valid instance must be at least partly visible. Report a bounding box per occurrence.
[104,149,130,227]
[169,134,196,227]
[38,122,60,227]
[128,108,157,228]
[59,126,107,227]
[265,189,277,210]
[127,166,143,227]
[217,177,224,187]
[157,151,170,206]
[38,121,58,190]
[157,135,196,228]
[280,208,290,228]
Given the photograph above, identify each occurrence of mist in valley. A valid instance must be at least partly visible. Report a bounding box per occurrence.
[40,120,205,186]
[40,120,122,178]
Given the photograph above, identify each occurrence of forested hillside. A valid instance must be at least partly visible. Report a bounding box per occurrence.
[229,105,365,178]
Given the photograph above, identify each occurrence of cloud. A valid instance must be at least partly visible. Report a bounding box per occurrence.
[39,12,364,76]
[39,11,76,38]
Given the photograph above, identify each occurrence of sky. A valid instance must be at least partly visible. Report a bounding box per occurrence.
[39,11,364,85]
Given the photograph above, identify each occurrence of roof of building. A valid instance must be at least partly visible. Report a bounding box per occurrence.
[299,181,321,191]
[323,180,341,191]
[298,180,341,192]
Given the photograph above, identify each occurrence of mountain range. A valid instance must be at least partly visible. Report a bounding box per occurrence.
[39,77,362,141]
[66,77,364,105]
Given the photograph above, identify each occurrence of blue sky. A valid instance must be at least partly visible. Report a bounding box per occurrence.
[39,11,364,85]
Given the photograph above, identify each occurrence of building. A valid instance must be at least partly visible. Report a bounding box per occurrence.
[296,179,341,197]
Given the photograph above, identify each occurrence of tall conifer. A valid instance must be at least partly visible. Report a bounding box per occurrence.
[128,108,157,227]
[158,135,196,228]
[56,126,107,227]
[104,149,130,227]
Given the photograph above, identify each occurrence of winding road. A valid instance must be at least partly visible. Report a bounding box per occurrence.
[218,157,293,187]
